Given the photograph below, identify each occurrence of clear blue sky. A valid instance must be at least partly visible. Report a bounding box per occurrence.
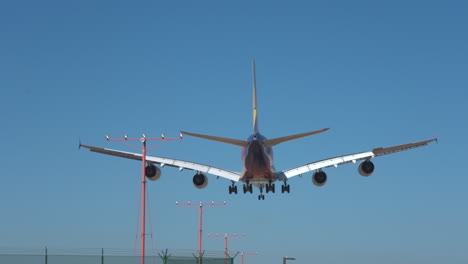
[0,1,467,263]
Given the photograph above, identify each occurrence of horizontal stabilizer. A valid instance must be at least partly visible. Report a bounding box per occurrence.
[181,131,249,147]
[262,128,330,147]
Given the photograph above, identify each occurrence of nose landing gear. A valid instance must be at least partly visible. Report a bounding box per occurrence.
[258,185,265,200]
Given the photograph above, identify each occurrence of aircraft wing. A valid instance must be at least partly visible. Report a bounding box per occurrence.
[80,144,242,182]
[280,138,437,179]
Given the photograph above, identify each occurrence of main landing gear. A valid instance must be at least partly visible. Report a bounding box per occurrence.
[243,182,253,194]
[281,181,290,193]
[228,180,290,199]
[265,180,275,193]
[228,182,238,194]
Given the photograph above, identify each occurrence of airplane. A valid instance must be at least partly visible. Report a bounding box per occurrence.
[80,59,436,200]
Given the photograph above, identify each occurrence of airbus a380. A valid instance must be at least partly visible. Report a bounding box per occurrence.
[81,59,436,200]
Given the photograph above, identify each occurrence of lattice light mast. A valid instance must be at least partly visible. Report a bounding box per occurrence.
[105,133,182,264]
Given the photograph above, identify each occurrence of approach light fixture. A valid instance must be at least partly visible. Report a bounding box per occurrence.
[283,256,296,264]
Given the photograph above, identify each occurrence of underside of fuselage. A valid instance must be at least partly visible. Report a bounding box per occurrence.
[240,139,277,184]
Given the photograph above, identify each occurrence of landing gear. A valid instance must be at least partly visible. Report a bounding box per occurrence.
[258,186,265,200]
[228,182,238,194]
[265,180,275,193]
[281,181,290,193]
[243,182,253,194]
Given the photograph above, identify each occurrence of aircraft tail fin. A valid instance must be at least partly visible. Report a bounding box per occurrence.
[262,128,330,147]
[252,57,259,134]
[181,131,249,147]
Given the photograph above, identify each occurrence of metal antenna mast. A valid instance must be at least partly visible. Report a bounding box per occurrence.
[106,133,182,264]
[208,233,245,264]
[176,201,226,263]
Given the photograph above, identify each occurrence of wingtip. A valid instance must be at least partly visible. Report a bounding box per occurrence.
[78,138,82,150]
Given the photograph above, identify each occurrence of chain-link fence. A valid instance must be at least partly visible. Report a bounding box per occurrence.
[0,248,235,264]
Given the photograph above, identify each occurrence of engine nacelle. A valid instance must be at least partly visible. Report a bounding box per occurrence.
[145,164,161,181]
[358,160,375,177]
[312,171,327,187]
[193,173,208,189]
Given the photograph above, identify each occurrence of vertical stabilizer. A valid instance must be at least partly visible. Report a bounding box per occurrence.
[252,58,259,134]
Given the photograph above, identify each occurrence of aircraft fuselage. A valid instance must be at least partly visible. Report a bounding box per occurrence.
[241,133,276,184]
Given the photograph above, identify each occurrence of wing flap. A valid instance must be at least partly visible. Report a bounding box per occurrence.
[80,144,241,182]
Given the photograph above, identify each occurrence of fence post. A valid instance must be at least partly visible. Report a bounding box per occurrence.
[158,249,171,264]
[101,248,104,264]
[44,247,48,264]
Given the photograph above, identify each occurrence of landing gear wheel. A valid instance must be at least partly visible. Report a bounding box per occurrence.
[286,184,290,193]
[267,183,275,193]
[266,184,270,193]
[229,182,238,194]
[248,184,253,193]
[258,194,265,200]
[243,184,247,194]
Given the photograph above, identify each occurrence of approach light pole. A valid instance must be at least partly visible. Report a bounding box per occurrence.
[208,233,245,264]
[283,256,296,264]
[105,133,182,264]
[240,252,257,264]
[176,201,226,263]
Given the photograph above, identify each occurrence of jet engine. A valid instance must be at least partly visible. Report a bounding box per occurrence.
[358,160,375,177]
[145,164,161,181]
[193,173,208,189]
[312,171,327,187]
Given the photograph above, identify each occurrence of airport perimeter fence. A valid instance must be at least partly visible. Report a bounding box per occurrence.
[0,248,235,264]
